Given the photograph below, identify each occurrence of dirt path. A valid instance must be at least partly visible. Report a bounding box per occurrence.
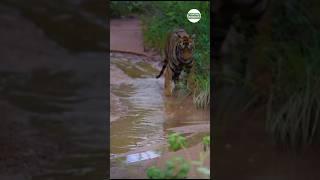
[111,18,146,55]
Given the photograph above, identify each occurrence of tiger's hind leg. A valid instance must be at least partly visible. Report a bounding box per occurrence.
[164,66,174,96]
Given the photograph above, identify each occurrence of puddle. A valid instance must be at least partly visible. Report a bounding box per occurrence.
[110,52,210,178]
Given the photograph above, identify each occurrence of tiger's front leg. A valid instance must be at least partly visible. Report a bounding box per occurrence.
[184,65,194,89]
[164,67,174,96]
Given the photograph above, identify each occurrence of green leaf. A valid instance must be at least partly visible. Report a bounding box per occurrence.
[176,162,190,179]
[147,166,164,179]
[168,133,187,151]
[165,160,175,171]
[202,136,210,151]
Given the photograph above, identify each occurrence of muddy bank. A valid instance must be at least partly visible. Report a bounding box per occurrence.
[110,18,162,60]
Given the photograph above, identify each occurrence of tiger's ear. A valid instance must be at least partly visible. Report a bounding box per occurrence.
[174,33,181,38]
[191,34,196,39]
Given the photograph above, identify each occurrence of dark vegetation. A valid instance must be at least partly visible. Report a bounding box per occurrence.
[213,0,320,148]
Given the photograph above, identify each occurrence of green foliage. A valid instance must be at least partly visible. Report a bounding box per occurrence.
[168,133,187,151]
[147,166,164,179]
[147,134,211,179]
[110,1,150,18]
[110,1,210,108]
[202,135,210,151]
[141,2,210,108]
[213,0,320,148]
[202,136,210,145]
[146,157,190,179]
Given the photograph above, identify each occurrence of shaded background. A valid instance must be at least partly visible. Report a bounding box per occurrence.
[213,0,320,179]
[0,0,109,179]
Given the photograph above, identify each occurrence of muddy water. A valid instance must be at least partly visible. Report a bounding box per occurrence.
[110,52,210,178]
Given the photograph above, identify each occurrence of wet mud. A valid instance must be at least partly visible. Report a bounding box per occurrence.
[110,52,210,179]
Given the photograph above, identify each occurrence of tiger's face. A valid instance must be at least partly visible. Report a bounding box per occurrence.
[176,34,195,61]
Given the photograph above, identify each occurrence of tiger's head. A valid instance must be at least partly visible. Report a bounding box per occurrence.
[175,32,195,61]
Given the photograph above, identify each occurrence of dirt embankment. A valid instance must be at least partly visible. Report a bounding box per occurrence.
[110,18,162,60]
[111,18,145,55]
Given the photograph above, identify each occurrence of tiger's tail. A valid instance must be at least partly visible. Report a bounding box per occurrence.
[156,61,167,78]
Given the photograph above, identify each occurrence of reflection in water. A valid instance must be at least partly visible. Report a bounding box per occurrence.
[126,151,161,164]
[110,56,165,154]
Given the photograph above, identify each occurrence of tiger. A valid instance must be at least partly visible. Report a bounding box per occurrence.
[156,29,195,96]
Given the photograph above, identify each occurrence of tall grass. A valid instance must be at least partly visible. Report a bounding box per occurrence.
[211,0,320,147]
[193,75,210,109]
[142,1,210,108]
[266,67,320,148]
[263,0,320,147]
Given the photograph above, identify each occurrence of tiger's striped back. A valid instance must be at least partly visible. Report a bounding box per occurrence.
[156,29,195,82]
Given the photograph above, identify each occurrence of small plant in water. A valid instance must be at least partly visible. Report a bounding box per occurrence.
[202,135,210,152]
[168,133,187,151]
[146,133,211,179]
[147,157,190,179]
